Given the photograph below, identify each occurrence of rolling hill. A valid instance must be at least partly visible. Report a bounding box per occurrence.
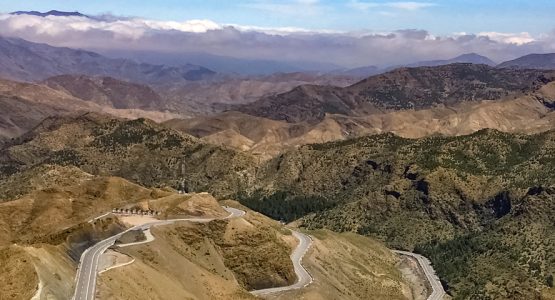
[0,139,410,299]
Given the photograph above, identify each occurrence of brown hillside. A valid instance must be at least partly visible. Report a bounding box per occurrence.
[44,75,164,110]
[0,78,182,139]
[236,64,555,123]
[165,84,555,159]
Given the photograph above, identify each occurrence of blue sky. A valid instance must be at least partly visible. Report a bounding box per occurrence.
[1,0,554,35]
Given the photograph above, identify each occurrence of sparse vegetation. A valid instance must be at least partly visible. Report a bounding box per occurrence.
[240,129,555,299]
[0,246,39,300]
[238,64,555,122]
[2,114,555,299]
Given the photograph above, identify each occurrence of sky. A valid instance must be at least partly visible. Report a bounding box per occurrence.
[0,1,554,68]
[1,0,554,35]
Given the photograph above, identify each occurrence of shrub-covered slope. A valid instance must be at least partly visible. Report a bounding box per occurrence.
[240,129,555,299]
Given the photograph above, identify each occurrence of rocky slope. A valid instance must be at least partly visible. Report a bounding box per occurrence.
[0,78,184,138]
[43,75,164,110]
[236,64,555,123]
[0,165,187,299]
[0,246,38,300]
[166,82,555,159]
[0,161,292,299]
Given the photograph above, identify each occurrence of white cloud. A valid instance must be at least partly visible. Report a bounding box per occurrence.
[143,19,222,33]
[478,32,535,45]
[228,24,341,35]
[0,14,223,41]
[0,13,553,68]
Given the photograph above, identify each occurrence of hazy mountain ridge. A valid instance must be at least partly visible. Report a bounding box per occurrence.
[0,36,216,83]
[327,53,496,78]
[166,82,555,159]
[236,63,555,123]
[155,71,360,115]
[405,53,496,68]
[498,53,555,70]
[103,49,342,75]
[10,10,89,18]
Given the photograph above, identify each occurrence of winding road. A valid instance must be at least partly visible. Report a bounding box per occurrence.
[71,206,312,300]
[251,230,313,296]
[393,250,446,300]
[72,206,245,300]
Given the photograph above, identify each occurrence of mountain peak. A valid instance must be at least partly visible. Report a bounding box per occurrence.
[10,10,88,18]
[452,53,496,65]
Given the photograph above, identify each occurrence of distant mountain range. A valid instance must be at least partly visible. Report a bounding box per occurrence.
[10,10,89,18]
[329,65,382,78]
[498,53,555,70]
[100,49,343,75]
[6,10,555,76]
[333,53,497,78]
[237,64,555,123]
[0,36,216,83]
[2,34,555,138]
[405,53,496,67]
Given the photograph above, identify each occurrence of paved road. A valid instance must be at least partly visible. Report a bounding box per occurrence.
[72,206,244,300]
[251,230,313,296]
[393,250,446,300]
